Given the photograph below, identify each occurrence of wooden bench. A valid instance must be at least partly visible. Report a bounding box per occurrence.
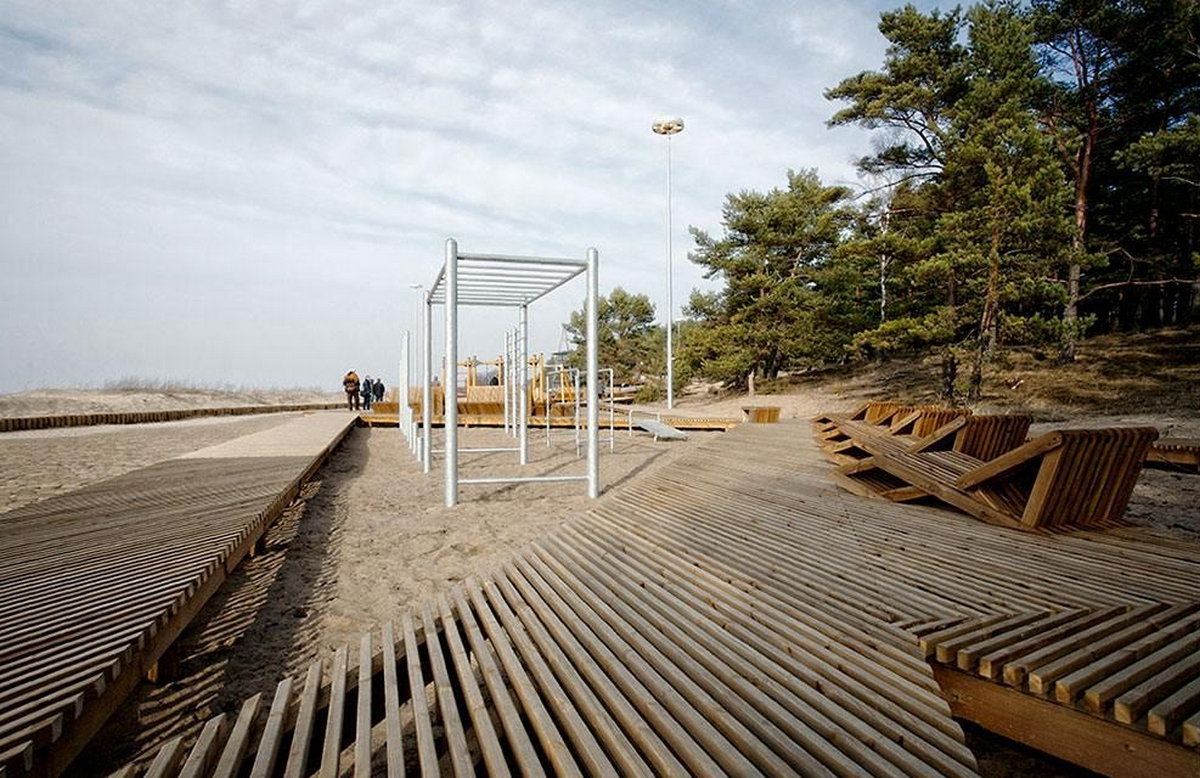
[859,427,1159,531]
[741,405,781,423]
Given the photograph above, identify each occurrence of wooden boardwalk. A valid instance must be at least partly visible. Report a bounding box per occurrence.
[30,421,1200,776]
[0,412,356,778]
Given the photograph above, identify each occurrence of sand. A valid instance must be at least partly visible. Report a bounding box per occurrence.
[1,389,1196,776]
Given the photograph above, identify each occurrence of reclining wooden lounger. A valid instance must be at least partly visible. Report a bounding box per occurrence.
[839,414,1030,502]
[815,400,908,439]
[858,426,1159,531]
[825,405,972,460]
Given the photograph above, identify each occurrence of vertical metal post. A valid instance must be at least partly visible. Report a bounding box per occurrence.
[519,304,529,465]
[399,332,409,452]
[573,368,581,456]
[507,329,516,439]
[422,290,432,474]
[503,332,511,435]
[444,238,458,507]
[586,247,599,498]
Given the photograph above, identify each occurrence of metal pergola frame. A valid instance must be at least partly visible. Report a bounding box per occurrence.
[422,238,599,507]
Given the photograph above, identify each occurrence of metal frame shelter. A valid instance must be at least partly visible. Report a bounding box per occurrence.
[422,238,599,507]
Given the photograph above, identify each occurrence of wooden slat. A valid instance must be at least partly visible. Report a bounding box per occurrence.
[380,622,404,778]
[318,645,349,778]
[353,633,372,778]
[212,693,263,778]
[248,678,293,778]
[402,613,438,778]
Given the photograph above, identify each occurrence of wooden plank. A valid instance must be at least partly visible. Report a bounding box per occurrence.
[380,622,405,778]
[420,603,473,777]
[248,677,293,778]
[212,693,263,778]
[1059,613,1200,707]
[318,645,349,778]
[955,432,1063,490]
[283,661,324,778]
[142,737,185,778]
[435,593,511,778]
[1148,676,1200,737]
[402,612,438,778]
[177,714,229,778]
[354,633,372,778]
[1114,650,1200,725]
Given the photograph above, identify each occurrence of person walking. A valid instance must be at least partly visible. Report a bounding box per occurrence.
[373,377,385,404]
[361,376,374,411]
[343,370,360,411]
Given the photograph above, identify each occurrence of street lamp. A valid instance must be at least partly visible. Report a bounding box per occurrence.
[652,116,684,409]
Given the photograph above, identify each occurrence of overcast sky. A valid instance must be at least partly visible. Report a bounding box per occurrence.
[0,0,939,394]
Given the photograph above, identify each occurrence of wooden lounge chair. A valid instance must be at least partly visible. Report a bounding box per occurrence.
[909,414,1032,462]
[827,406,971,460]
[841,414,1033,503]
[859,426,1159,531]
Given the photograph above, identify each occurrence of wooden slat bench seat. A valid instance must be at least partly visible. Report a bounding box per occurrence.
[856,426,1159,532]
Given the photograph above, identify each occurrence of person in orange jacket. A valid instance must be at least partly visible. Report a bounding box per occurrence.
[343,370,360,410]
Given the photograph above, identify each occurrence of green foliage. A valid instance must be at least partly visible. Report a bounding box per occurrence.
[563,287,660,384]
[685,170,860,387]
[563,1,1198,397]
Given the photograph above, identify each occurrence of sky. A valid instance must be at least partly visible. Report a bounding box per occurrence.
[0,0,939,394]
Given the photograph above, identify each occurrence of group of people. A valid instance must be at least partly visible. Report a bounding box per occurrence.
[342,370,386,411]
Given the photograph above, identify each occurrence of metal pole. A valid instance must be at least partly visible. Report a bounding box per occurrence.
[574,368,581,457]
[519,304,529,466]
[422,290,432,474]
[665,132,674,410]
[607,368,615,452]
[586,247,599,498]
[399,332,409,452]
[503,332,511,435]
[444,238,458,507]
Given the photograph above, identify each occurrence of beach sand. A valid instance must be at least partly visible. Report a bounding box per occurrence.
[1,391,1196,776]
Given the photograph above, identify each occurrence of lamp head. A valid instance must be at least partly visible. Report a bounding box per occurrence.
[652,117,685,136]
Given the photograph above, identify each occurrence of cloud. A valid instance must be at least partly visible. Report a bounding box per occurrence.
[0,0,935,391]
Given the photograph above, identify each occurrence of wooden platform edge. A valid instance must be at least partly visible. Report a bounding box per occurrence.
[932,665,1200,778]
[0,404,345,434]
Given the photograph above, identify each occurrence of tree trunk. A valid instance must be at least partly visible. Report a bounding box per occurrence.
[1060,123,1093,363]
[747,369,756,397]
[941,347,958,404]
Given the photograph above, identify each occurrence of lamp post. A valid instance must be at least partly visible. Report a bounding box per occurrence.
[652,117,684,409]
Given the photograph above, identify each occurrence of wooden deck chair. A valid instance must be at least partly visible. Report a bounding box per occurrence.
[909,414,1032,461]
[861,426,1158,531]
[888,406,973,438]
[954,427,1159,530]
[845,414,1032,504]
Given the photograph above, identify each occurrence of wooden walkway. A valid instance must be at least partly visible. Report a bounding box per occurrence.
[0,412,356,778]
[39,422,1200,776]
